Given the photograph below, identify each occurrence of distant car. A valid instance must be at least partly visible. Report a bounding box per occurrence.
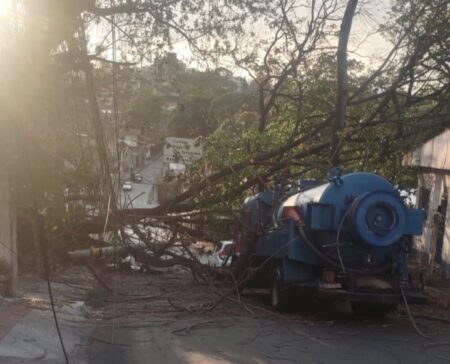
[134,173,143,183]
[207,240,233,267]
[122,181,132,191]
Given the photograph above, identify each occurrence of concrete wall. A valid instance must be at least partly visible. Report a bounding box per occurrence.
[415,170,450,278]
[0,168,17,296]
[404,130,450,278]
[442,175,450,278]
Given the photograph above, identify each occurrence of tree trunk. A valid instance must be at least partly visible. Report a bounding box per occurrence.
[332,0,359,165]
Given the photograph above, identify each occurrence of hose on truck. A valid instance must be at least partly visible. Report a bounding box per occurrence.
[297,224,391,275]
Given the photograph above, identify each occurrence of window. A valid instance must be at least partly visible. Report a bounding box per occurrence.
[223,243,233,256]
[418,186,431,219]
[213,242,223,253]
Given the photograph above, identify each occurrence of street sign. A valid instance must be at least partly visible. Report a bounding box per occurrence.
[163,137,203,165]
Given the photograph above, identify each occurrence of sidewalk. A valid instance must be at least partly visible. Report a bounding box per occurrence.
[0,269,100,363]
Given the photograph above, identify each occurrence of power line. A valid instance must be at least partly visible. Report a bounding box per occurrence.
[35,223,70,364]
[20,111,70,363]
[45,272,70,363]
[109,0,120,349]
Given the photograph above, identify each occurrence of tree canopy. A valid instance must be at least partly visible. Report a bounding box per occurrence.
[1,0,449,260]
[127,88,163,130]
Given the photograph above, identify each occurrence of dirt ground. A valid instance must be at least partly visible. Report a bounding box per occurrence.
[81,267,450,364]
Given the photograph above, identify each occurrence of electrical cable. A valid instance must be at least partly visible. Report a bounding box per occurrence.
[21,106,70,362]
[335,198,360,273]
[400,284,431,339]
[299,219,429,328]
[46,280,70,364]
[39,236,70,364]
[298,224,390,274]
[103,194,112,234]
[110,0,121,192]
[109,0,120,350]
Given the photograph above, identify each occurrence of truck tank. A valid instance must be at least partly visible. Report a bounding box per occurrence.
[274,172,423,271]
[237,172,425,313]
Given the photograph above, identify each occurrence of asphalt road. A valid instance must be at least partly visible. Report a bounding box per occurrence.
[90,314,450,364]
[119,155,163,209]
[6,268,450,364]
[87,270,450,364]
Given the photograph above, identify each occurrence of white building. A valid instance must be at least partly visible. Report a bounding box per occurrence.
[404,129,450,278]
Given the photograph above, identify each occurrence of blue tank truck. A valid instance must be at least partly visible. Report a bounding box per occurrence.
[235,171,425,316]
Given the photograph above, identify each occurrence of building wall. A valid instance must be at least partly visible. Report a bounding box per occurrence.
[415,170,450,278]
[405,129,450,170]
[404,129,450,278]
[441,178,450,278]
[0,168,17,296]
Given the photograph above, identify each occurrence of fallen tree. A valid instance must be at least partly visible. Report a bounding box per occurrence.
[1,0,449,279]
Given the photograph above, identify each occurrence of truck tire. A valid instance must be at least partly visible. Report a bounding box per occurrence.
[350,301,392,317]
[270,268,293,312]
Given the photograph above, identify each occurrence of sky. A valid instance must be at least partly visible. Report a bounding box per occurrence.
[171,0,395,75]
[349,0,393,67]
[0,0,395,76]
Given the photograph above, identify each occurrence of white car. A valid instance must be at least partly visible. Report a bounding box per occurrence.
[207,240,233,267]
[122,181,132,191]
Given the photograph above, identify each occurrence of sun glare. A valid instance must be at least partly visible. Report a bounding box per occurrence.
[0,0,20,36]
[0,0,9,15]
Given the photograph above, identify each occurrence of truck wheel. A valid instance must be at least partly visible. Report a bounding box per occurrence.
[350,301,392,317]
[270,268,292,312]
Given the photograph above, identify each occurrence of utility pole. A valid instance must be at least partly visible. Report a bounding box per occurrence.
[0,165,17,297]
